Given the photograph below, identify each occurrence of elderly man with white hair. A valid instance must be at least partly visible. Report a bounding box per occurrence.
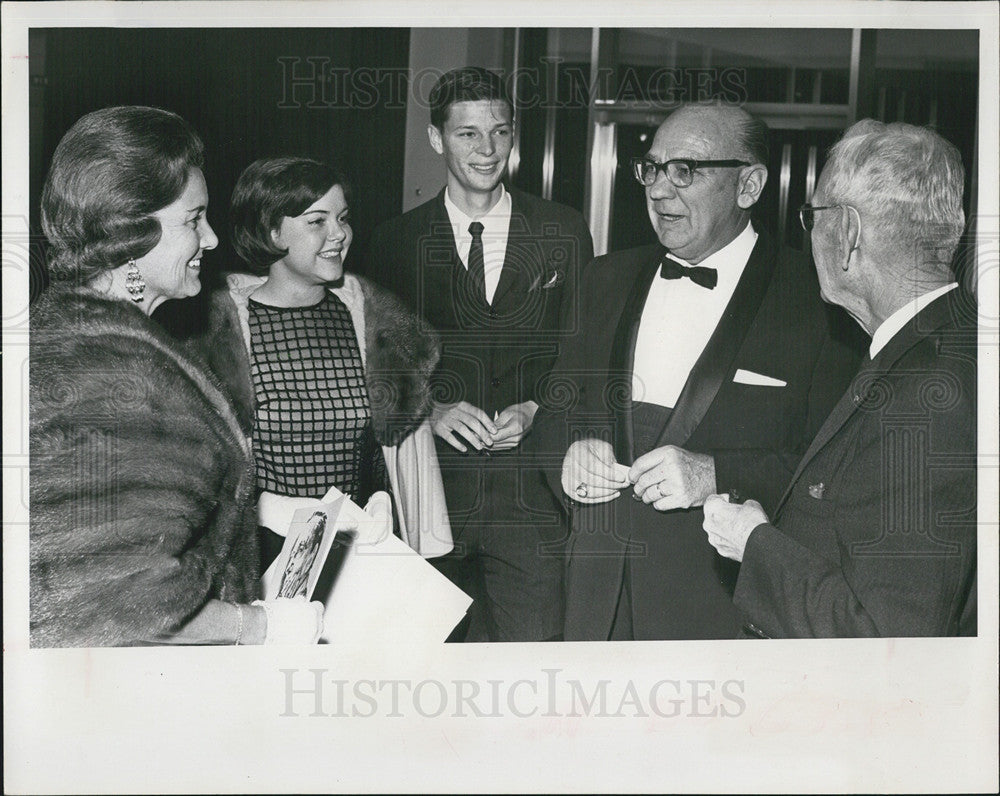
[703,119,977,637]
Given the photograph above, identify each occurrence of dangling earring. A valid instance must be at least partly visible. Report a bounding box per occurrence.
[125,259,145,302]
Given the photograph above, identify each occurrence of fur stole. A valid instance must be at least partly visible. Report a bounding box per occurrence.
[30,286,260,647]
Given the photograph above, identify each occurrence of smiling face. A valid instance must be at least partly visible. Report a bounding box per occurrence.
[269,184,352,287]
[644,107,760,264]
[428,99,513,208]
[135,167,217,311]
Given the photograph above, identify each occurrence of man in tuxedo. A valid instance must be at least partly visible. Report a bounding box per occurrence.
[534,103,862,640]
[366,67,593,641]
[703,120,977,637]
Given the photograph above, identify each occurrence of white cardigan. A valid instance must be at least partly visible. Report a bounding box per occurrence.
[227,272,453,558]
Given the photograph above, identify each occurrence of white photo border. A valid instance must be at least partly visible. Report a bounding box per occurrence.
[3,2,997,793]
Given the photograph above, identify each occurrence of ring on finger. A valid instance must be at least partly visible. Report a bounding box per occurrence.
[575,482,588,498]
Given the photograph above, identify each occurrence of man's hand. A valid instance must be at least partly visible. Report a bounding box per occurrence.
[628,445,716,511]
[702,493,769,562]
[490,400,538,451]
[561,438,631,504]
[430,401,497,452]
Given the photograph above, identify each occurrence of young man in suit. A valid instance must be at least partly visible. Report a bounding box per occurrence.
[703,120,977,637]
[365,67,593,641]
[533,103,863,640]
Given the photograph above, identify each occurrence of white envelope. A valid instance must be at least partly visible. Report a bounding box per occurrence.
[733,368,787,387]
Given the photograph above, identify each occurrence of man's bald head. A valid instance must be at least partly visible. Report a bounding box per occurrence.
[642,104,769,263]
[664,104,769,167]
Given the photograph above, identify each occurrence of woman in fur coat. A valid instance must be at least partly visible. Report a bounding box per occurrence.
[191,157,452,564]
[30,107,323,646]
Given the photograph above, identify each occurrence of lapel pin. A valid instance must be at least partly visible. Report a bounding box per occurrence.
[808,482,826,500]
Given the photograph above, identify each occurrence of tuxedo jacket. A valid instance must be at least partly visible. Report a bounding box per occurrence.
[735,287,977,637]
[533,229,864,639]
[365,186,593,531]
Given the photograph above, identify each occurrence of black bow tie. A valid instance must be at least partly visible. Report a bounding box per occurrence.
[659,257,718,289]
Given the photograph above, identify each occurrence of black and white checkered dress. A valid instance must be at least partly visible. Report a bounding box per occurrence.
[248,291,388,502]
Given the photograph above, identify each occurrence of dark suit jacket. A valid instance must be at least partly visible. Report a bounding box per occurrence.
[365,186,593,532]
[533,229,864,639]
[735,287,977,637]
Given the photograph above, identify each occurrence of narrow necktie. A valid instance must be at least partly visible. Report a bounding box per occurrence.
[659,256,718,289]
[468,221,487,303]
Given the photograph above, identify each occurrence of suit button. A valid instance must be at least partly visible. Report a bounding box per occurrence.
[491,377,501,388]
[489,309,497,319]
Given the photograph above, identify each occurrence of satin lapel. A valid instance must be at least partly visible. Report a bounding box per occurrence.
[774,287,964,512]
[655,231,778,448]
[610,251,663,463]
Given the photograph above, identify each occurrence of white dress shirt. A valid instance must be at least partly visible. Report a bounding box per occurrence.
[632,222,759,408]
[869,282,958,359]
[443,185,512,305]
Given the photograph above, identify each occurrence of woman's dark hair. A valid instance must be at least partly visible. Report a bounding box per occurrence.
[429,67,512,130]
[40,105,205,284]
[230,157,349,274]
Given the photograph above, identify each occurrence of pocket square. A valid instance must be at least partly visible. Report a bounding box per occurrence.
[733,368,787,387]
[542,268,563,290]
[528,267,565,293]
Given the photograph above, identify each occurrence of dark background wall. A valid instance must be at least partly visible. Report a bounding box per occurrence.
[29,27,410,315]
[29,26,982,311]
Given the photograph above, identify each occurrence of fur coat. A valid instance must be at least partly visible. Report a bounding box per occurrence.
[190,272,453,557]
[30,286,260,647]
